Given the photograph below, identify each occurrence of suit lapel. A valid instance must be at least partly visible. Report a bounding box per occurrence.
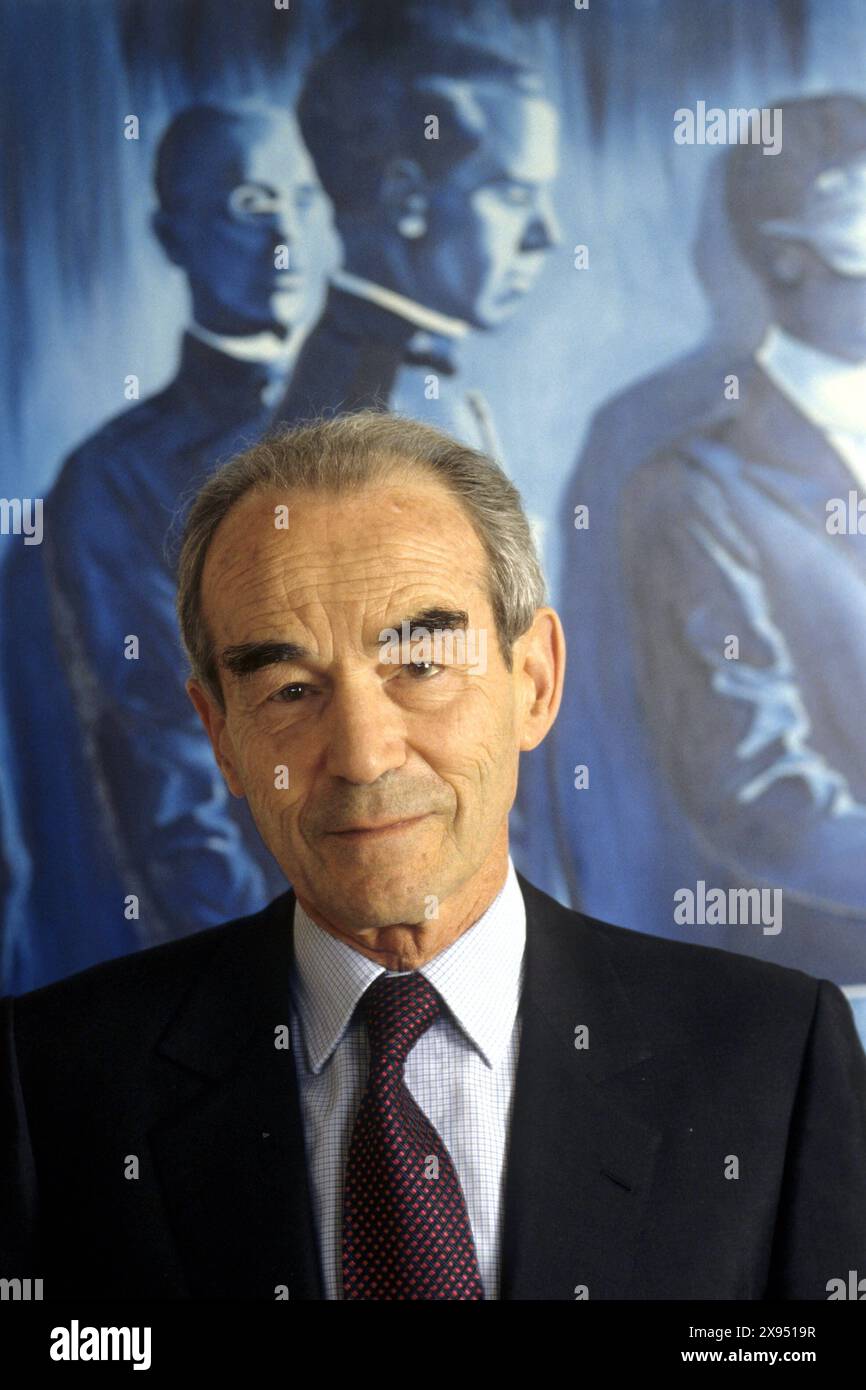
[501,874,661,1300]
[147,890,324,1299]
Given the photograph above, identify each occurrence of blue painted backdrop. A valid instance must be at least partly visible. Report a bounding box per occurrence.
[1,0,865,1047]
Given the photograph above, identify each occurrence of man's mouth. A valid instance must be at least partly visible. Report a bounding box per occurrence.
[330,814,430,839]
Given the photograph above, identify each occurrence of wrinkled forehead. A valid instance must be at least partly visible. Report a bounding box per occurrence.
[200,481,492,647]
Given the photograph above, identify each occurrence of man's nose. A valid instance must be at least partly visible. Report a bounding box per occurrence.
[524,192,563,253]
[272,202,305,251]
[323,677,408,785]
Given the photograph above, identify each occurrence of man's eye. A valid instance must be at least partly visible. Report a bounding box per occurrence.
[228,184,279,218]
[404,660,442,679]
[270,683,308,703]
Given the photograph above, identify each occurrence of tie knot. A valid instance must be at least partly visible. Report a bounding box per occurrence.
[361,971,441,1069]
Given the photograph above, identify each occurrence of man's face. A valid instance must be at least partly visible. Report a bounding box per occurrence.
[159,114,333,335]
[806,159,866,359]
[764,157,866,360]
[412,89,561,328]
[188,477,554,934]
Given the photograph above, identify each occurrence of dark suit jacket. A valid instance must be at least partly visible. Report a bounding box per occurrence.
[2,871,865,1300]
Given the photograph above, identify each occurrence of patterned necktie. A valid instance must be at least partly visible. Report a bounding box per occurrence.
[341,970,485,1300]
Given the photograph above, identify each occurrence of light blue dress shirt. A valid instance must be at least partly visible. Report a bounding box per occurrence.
[289,854,527,1299]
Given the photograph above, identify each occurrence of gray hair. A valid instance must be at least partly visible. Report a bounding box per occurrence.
[174,410,547,708]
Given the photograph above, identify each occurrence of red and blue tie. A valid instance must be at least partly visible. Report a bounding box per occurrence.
[340,970,485,1300]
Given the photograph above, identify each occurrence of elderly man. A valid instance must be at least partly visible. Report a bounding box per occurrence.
[2,412,865,1301]
[0,102,333,992]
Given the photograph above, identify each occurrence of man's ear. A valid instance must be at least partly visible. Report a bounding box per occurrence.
[186,677,246,798]
[515,607,566,753]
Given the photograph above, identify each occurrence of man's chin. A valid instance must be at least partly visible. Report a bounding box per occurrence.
[313,865,438,929]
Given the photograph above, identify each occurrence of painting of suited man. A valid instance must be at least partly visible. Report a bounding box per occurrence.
[554,93,866,984]
[273,15,561,448]
[3,0,866,1023]
[0,103,334,990]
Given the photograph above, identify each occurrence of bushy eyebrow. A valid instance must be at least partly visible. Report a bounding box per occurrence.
[219,607,470,682]
[220,640,310,681]
[388,607,470,636]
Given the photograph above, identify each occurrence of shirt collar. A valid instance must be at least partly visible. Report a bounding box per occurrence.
[187,320,296,366]
[756,323,866,438]
[329,269,471,341]
[291,855,526,1075]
